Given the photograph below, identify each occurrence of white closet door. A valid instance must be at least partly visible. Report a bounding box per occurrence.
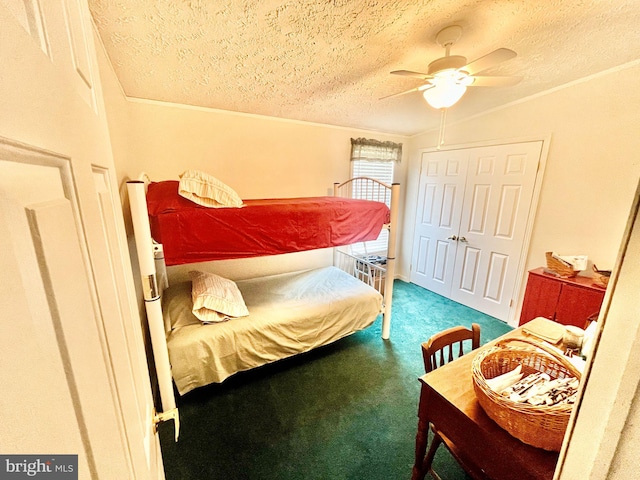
[410,149,468,297]
[450,142,542,319]
[410,141,542,321]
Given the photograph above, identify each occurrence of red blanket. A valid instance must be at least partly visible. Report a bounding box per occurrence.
[147,181,390,265]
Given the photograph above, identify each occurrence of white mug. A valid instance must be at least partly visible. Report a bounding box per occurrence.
[564,325,585,350]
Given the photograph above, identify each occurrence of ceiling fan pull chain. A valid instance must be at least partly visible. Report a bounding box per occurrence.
[437,108,447,149]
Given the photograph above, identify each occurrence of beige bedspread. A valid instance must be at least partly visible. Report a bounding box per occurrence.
[163,266,383,394]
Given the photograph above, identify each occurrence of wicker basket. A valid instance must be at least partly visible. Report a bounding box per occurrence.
[545,252,578,277]
[472,337,581,451]
[592,265,611,288]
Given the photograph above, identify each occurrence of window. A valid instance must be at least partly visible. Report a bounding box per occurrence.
[349,138,401,256]
[351,158,394,185]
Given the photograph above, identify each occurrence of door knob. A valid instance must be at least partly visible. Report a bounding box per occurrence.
[447,235,458,241]
[459,236,468,243]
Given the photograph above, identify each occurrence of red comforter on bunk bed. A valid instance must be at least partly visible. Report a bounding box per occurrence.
[146,180,390,266]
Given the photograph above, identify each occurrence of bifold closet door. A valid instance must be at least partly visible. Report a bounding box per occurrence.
[411,141,542,321]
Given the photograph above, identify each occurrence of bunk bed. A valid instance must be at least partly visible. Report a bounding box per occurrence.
[127,174,399,413]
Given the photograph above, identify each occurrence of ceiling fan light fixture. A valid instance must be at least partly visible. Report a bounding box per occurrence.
[422,79,467,109]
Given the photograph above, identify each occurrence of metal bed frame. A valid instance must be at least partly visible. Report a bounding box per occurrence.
[126,176,399,439]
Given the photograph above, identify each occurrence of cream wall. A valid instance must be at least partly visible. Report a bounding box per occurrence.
[404,61,640,324]
[122,99,406,199]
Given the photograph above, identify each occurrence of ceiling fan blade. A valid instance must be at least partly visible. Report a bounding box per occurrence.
[390,70,433,80]
[461,48,517,75]
[468,75,523,87]
[380,83,434,100]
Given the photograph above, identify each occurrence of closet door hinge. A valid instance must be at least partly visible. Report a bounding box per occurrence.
[154,407,180,442]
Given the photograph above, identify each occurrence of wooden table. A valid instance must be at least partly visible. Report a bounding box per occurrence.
[411,324,561,480]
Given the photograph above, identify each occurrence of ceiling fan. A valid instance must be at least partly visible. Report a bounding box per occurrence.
[383,25,522,109]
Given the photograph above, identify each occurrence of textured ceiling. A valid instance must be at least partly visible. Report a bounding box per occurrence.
[89,0,640,136]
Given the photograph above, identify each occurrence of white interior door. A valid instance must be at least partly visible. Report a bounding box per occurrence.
[0,2,161,478]
[410,149,468,297]
[411,142,542,321]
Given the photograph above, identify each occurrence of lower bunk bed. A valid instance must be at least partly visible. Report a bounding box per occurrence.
[164,266,383,395]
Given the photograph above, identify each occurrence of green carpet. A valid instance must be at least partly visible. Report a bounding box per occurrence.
[158,280,512,479]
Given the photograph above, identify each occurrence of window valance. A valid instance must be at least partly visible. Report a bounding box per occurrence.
[350,138,402,163]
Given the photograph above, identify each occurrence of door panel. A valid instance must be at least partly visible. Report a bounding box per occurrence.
[495,185,521,238]
[412,142,542,321]
[467,184,490,234]
[484,252,508,302]
[433,239,451,283]
[414,236,430,277]
[458,246,480,293]
[440,183,458,228]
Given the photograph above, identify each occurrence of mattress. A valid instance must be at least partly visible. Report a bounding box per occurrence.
[146,180,390,265]
[163,266,383,394]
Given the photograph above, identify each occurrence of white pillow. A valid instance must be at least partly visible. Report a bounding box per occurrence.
[162,281,201,332]
[178,170,244,208]
[189,270,249,323]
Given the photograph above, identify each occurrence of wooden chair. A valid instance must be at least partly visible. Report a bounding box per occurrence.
[420,324,485,480]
